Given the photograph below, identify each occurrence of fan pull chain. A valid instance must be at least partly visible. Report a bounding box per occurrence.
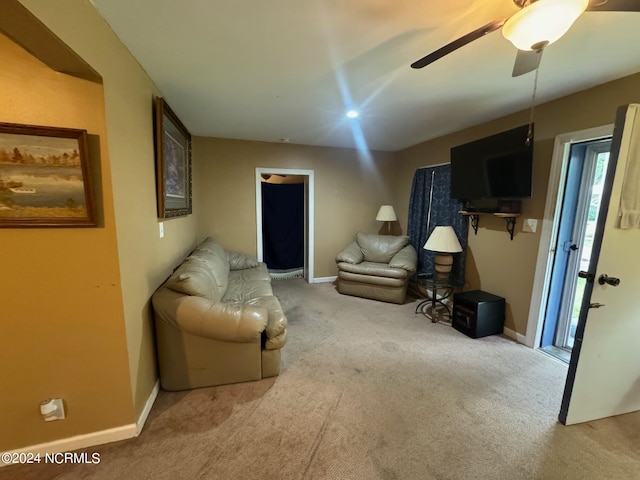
[526,62,540,146]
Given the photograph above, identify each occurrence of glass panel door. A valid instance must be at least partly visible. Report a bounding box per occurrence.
[541,139,610,362]
[558,147,610,349]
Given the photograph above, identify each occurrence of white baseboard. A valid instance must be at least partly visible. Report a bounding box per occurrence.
[503,326,527,345]
[136,380,160,435]
[312,276,337,283]
[0,424,137,467]
[1,380,160,468]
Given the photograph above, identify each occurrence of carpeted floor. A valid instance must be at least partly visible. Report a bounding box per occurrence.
[3,279,640,479]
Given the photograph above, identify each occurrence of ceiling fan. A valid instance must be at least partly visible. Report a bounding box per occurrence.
[411,0,640,77]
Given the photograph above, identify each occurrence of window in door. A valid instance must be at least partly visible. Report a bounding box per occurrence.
[540,139,611,362]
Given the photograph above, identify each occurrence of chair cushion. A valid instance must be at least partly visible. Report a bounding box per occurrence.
[223,266,273,303]
[337,271,406,288]
[228,250,260,270]
[189,242,230,294]
[356,233,410,263]
[164,259,221,302]
[337,261,410,279]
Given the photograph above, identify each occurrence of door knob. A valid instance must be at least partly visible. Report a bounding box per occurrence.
[578,271,595,282]
[598,274,621,286]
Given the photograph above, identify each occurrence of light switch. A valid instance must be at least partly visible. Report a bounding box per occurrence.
[159,222,164,238]
[522,218,538,233]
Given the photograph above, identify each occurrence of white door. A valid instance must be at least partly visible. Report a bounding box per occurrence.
[559,104,640,425]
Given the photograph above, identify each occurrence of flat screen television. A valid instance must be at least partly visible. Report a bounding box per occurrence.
[450,124,533,201]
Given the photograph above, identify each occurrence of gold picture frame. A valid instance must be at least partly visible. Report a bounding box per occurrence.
[154,97,192,218]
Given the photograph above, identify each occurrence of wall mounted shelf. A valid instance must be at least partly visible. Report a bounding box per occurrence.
[459,211,520,241]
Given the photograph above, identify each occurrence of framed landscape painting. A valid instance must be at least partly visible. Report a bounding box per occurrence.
[0,122,96,227]
[154,97,192,218]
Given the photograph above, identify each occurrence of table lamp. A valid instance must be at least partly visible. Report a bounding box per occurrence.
[376,205,397,234]
[423,226,462,280]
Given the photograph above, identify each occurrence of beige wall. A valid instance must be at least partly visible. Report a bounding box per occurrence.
[393,73,640,335]
[193,138,396,278]
[20,0,200,418]
[0,0,200,451]
[0,33,134,450]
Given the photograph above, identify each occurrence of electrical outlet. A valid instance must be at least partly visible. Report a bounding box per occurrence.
[40,398,65,421]
[159,222,164,238]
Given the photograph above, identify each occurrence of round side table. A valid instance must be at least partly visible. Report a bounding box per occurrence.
[414,275,455,323]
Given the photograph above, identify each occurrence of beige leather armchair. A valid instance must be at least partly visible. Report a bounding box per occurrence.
[335,233,418,304]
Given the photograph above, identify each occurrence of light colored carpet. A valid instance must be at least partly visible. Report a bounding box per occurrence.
[4,279,640,479]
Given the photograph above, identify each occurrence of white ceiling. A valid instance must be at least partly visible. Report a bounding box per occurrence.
[90,0,640,151]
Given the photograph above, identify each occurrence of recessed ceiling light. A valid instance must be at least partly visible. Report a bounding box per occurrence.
[346,110,359,119]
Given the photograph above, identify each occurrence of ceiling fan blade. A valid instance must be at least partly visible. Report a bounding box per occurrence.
[411,19,506,69]
[587,0,640,12]
[512,49,544,77]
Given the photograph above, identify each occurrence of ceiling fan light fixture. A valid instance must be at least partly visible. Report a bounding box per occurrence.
[502,0,589,51]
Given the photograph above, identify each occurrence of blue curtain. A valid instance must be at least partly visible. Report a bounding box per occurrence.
[407,165,468,286]
[262,183,304,271]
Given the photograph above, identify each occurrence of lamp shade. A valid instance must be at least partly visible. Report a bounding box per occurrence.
[423,226,462,253]
[502,0,588,51]
[376,205,397,222]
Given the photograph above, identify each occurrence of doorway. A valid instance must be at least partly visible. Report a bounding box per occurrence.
[525,125,613,350]
[255,168,315,282]
[540,139,612,362]
[261,176,305,278]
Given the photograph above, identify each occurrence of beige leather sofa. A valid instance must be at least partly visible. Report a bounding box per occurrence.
[152,237,287,391]
[335,233,418,304]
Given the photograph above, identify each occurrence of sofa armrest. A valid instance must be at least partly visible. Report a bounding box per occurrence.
[265,330,287,350]
[174,295,268,342]
[389,244,418,274]
[228,250,260,270]
[335,241,364,264]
